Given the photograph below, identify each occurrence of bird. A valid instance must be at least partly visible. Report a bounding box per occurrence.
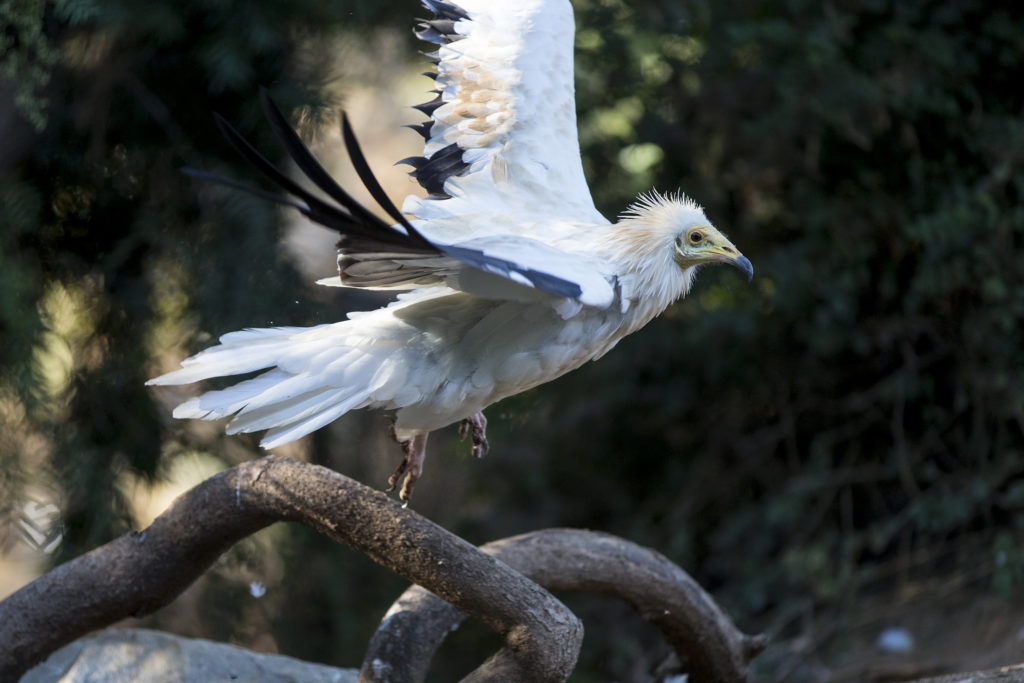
[147,0,753,502]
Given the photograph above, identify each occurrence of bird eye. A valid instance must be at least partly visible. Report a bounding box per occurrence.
[689,231,704,244]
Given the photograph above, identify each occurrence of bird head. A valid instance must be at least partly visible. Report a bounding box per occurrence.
[671,220,754,282]
[615,190,752,280]
[604,190,752,314]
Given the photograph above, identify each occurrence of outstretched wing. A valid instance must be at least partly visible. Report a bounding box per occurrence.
[189,90,615,307]
[401,0,607,227]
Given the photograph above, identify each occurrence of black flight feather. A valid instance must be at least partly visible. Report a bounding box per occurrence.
[187,89,585,302]
[398,143,469,197]
[424,18,457,35]
[181,167,308,213]
[422,0,469,22]
[339,112,433,249]
[211,113,369,236]
[405,120,434,139]
[414,17,465,45]
[403,0,478,200]
[257,89,389,236]
[412,93,444,117]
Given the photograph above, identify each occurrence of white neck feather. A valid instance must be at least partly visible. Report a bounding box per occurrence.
[597,191,707,327]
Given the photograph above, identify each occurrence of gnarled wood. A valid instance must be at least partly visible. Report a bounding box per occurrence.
[0,457,581,682]
[362,528,766,683]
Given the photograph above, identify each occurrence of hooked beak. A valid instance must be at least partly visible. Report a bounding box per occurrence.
[728,254,754,282]
[704,242,754,282]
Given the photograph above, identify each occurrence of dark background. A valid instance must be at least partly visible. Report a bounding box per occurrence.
[2,0,1023,680]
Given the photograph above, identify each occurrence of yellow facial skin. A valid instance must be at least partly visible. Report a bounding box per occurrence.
[674,225,753,281]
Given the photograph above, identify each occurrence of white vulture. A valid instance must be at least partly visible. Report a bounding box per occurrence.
[148,0,753,501]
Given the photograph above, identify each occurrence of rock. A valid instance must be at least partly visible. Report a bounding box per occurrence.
[22,628,357,682]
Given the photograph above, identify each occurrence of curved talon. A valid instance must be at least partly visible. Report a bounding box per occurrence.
[386,459,407,493]
[388,433,429,503]
[460,412,489,459]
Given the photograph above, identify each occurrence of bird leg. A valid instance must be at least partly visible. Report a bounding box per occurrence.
[387,432,429,504]
[459,411,489,459]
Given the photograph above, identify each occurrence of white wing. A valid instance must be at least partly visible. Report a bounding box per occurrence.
[401,0,608,228]
[189,3,617,308]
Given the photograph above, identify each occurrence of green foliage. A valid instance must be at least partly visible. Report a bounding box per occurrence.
[0,0,98,130]
[1,0,58,131]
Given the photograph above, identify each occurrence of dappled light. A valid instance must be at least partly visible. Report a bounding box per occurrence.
[2,0,1023,680]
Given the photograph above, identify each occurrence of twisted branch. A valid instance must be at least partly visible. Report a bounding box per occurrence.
[361,528,766,683]
[0,457,581,682]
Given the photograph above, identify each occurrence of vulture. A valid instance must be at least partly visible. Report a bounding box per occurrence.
[148,0,753,501]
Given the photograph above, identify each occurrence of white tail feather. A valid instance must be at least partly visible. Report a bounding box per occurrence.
[147,289,494,447]
[147,326,325,385]
[227,387,354,435]
[170,370,292,418]
[148,314,429,447]
[259,390,371,449]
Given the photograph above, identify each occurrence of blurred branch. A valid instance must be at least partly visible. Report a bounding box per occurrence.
[361,528,767,683]
[0,457,582,682]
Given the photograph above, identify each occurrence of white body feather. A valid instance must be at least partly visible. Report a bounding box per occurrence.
[152,228,696,447]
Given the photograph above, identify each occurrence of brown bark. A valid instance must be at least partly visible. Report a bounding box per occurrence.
[361,528,766,683]
[0,457,581,682]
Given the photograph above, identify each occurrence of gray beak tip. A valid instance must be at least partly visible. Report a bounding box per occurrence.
[731,255,754,282]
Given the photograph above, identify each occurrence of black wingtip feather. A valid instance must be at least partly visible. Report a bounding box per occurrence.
[256,89,387,232]
[403,143,469,197]
[414,18,465,45]
[412,93,444,117]
[340,113,433,248]
[204,101,421,247]
[421,18,457,34]
[421,0,469,22]
[406,0,477,200]
[211,112,323,212]
[404,120,434,139]
[182,167,310,212]
[396,156,427,170]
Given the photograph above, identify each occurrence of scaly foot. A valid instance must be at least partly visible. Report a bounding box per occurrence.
[387,433,429,505]
[459,411,489,459]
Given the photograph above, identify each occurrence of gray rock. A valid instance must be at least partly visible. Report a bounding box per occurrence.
[22,628,358,682]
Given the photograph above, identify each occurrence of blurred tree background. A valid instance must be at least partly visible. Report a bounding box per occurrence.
[2,0,1023,680]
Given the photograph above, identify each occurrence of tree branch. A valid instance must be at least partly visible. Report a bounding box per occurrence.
[0,457,581,682]
[361,528,767,683]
